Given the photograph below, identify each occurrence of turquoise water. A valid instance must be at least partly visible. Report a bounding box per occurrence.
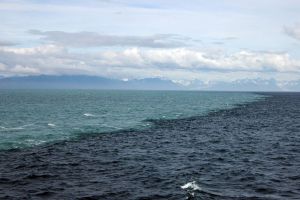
[0,90,264,150]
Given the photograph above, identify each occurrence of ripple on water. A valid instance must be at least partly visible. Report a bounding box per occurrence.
[0,93,299,199]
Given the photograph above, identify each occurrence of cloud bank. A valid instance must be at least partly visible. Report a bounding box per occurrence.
[1,44,299,83]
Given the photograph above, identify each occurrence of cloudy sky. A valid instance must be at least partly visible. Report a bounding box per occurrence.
[1,0,300,85]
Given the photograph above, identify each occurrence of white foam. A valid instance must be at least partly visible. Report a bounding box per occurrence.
[48,123,56,127]
[103,125,120,129]
[0,126,24,130]
[181,181,201,191]
[21,124,34,128]
[83,113,95,117]
[25,139,46,146]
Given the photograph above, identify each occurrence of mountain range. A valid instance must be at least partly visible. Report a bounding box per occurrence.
[0,75,182,90]
[0,75,299,91]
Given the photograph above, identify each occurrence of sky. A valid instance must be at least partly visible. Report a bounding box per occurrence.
[1,0,300,87]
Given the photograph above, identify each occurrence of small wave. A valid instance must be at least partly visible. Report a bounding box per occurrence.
[181,181,239,199]
[0,126,24,131]
[83,113,95,117]
[25,139,46,146]
[101,123,121,129]
[48,123,56,127]
[181,181,201,191]
[0,124,35,132]
[181,181,202,199]
[21,124,35,127]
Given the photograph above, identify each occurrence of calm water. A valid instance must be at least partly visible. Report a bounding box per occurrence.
[0,91,299,200]
[0,90,262,150]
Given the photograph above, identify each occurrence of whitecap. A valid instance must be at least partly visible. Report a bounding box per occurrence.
[83,113,95,117]
[102,124,120,129]
[9,124,35,130]
[21,123,34,128]
[25,139,46,146]
[48,123,56,127]
[181,181,201,191]
[0,126,24,130]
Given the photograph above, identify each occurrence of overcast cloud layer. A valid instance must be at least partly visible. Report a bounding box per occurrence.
[1,0,300,90]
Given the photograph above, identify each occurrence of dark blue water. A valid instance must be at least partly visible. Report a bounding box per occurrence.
[0,92,299,199]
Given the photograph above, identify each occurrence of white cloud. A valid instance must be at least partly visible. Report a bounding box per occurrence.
[11,65,40,74]
[91,48,300,72]
[0,62,39,76]
[0,45,299,81]
[0,44,65,55]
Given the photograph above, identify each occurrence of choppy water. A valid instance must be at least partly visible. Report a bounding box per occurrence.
[0,90,262,150]
[0,91,299,200]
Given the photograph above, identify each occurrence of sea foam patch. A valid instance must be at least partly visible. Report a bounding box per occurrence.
[83,113,95,117]
[48,123,56,127]
[181,181,201,191]
[181,181,202,199]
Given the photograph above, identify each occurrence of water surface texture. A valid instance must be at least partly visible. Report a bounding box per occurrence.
[0,90,262,150]
[0,92,299,200]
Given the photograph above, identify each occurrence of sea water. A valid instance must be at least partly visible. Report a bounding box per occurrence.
[1,92,299,199]
[0,90,263,150]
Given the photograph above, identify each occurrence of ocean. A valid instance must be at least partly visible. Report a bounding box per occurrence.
[0,90,299,199]
[0,90,262,150]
